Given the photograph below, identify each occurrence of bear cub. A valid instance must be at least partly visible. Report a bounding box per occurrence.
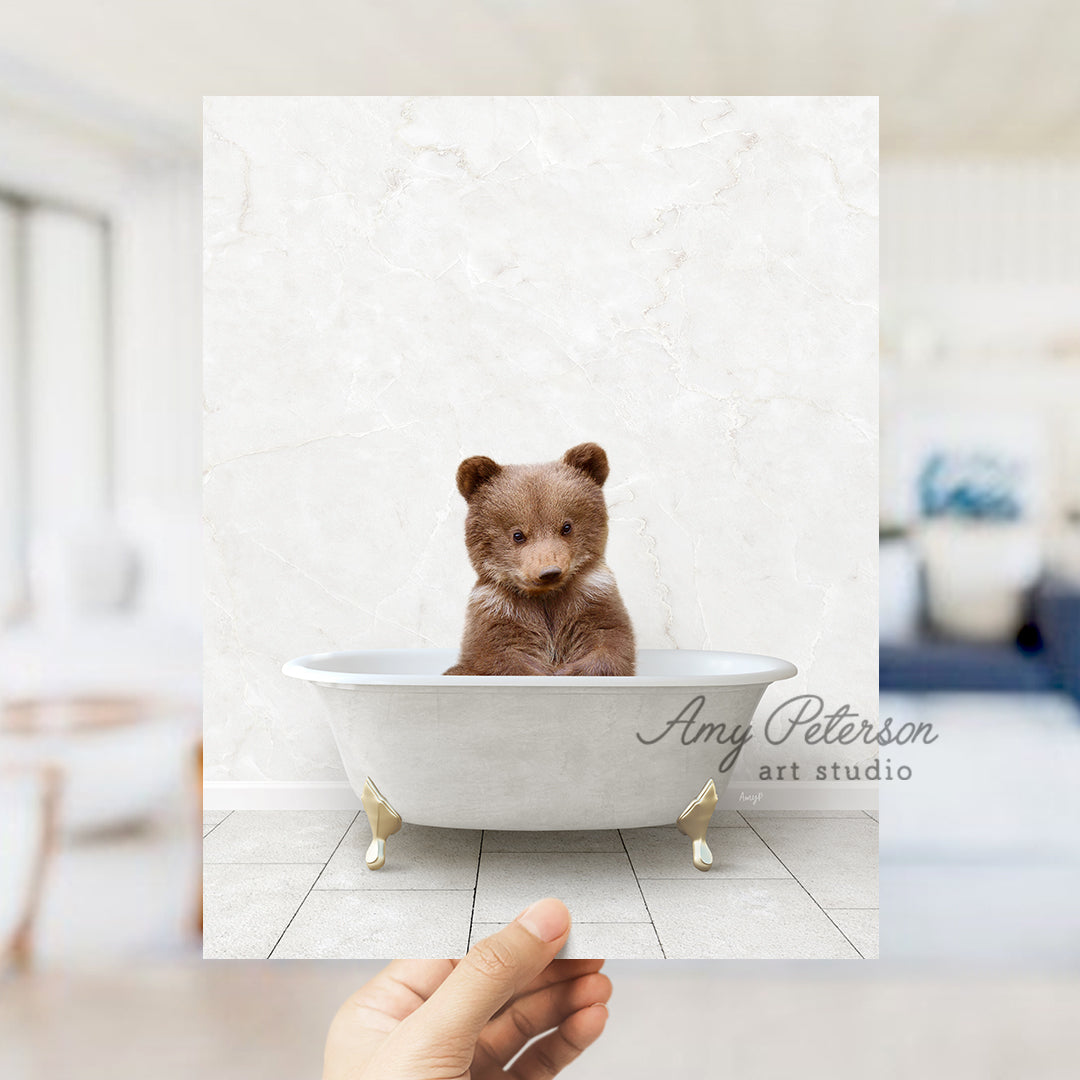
[445,442,636,676]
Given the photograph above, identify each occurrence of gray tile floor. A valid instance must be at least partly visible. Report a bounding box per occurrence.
[203,808,878,960]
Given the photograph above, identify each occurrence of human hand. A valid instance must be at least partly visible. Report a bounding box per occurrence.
[324,898,610,1079]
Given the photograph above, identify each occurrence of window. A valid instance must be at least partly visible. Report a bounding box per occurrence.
[0,192,112,624]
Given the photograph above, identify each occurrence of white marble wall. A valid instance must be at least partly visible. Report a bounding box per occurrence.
[204,97,878,785]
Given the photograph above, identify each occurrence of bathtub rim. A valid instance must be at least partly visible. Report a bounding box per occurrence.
[282,647,798,688]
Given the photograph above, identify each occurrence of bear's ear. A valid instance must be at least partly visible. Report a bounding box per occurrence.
[456,456,502,500]
[562,442,609,487]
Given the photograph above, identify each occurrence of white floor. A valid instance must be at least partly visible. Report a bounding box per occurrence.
[4,962,1080,1080]
[880,691,1080,964]
[202,809,878,960]
[33,805,201,967]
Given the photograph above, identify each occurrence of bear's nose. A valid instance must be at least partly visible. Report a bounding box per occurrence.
[538,566,563,583]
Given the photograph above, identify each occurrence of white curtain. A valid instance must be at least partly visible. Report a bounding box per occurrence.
[25,209,110,532]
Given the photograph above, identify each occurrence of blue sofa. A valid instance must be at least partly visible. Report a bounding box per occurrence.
[880,577,1080,701]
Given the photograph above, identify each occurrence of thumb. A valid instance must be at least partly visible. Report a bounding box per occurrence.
[406,898,571,1049]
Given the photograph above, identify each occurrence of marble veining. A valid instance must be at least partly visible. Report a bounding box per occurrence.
[203,96,878,783]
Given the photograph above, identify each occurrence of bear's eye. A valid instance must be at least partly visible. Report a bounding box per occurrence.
[512,530,526,544]
[561,521,572,535]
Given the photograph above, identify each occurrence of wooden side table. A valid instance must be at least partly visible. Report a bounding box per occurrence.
[0,765,61,973]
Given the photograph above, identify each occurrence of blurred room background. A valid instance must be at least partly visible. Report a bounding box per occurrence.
[0,53,201,970]
[2,0,1080,1075]
[879,159,1080,962]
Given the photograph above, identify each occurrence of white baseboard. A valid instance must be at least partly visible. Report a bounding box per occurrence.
[204,779,878,814]
[203,781,361,811]
[725,781,877,812]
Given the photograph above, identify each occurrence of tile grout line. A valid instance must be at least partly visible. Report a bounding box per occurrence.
[467,830,484,950]
[201,809,234,840]
[265,810,360,959]
[741,813,875,821]
[481,849,625,855]
[618,829,666,960]
[301,887,478,892]
[307,879,814,892]
[739,813,867,958]
[633,875,831,883]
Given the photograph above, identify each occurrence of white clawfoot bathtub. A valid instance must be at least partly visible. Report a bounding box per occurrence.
[283,648,796,870]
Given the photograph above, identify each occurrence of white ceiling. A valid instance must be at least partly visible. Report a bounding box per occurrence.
[0,0,1078,156]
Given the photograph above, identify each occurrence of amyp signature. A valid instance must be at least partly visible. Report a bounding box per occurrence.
[635,693,937,773]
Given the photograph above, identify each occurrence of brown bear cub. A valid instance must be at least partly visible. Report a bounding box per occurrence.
[445,443,636,676]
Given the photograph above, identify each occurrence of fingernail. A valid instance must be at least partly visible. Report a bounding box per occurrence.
[516,898,570,942]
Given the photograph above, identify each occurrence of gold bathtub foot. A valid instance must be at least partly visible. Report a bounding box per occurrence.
[676,779,719,872]
[361,778,402,870]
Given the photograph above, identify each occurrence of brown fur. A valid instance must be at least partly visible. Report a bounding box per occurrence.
[445,443,636,676]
